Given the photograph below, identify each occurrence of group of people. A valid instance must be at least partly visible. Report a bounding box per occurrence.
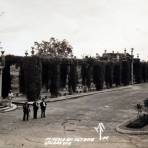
[23,97,47,121]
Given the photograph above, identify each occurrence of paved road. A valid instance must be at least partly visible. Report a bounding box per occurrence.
[0,84,148,148]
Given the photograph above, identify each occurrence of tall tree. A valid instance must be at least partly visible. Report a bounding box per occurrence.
[33,37,73,58]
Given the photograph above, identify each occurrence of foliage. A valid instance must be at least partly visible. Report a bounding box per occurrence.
[23,56,42,101]
[68,61,78,93]
[2,63,11,98]
[60,63,68,88]
[93,62,105,90]
[105,62,113,88]
[33,37,73,58]
[134,59,142,83]
[2,54,148,101]
[113,62,121,86]
[2,55,23,98]
[141,62,147,82]
[42,61,52,90]
[121,60,130,85]
[50,63,60,97]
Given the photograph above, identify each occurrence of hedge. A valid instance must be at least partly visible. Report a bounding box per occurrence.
[121,60,130,85]
[60,63,68,88]
[93,62,105,90]
[23,56,42,101]
[68,61,78,93]
[2,55,148,101]
[134,59,142,84]
[2,55,23,98]
[113,62,121,86]
[50,63,60,97]
[105,62,113,88]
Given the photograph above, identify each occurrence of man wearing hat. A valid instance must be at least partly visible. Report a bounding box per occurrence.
[33,101,39,119]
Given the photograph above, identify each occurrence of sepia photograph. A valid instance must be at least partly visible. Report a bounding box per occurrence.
[0,0,148,147]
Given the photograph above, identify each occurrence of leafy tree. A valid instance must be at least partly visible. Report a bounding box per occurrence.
[33,37,73,58]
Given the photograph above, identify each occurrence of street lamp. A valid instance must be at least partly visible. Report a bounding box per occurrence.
[116,51,120,61]
[31,47,35,56]
[124,48,127,55]
[0,43,5,100]
[1,50,5,56]
[25,51,28,56]
[131,48,134,85]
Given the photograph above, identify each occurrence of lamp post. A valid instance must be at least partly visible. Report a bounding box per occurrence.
[116,51,120,61]
[0,43,5,100]
[25,51,28,56]
[137,53,139,59]
[31,47,35,56]
[131,48,134,85]
[124,48,127,55]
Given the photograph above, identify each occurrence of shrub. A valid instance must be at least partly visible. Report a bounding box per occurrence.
[50,63,60,97]
[68,61,78,93]
[93,62,105,90]
[105,62,113,88]
[134,59,142,83]
[23,56,42,101]
[19,65,25,93]
[60,63,68,88]
[2,64,11,98]
[141,62,147,82]
[113,62,121,86]
[42,62,52,90]
[121,60,130,85]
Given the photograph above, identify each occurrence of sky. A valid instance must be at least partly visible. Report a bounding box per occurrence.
[0,0,148,60]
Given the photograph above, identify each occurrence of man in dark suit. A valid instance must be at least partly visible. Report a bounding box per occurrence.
[40,98,47,118]
[23,102,30,121]
[33,101,39,119]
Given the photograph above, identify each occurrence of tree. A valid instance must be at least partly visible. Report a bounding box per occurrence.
[134,59,142,83]
[113,62,121,87]
[121,60,130,85]
[23,56,42,101]
[33,37,73,58]
[105,62,113,88]
[68,61,78,93]
[93,62,105,90]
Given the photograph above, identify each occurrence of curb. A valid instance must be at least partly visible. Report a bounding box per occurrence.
[47,92,99,102]
[12,92,99,105]
[12,85,132,105]
[116,117,148,135]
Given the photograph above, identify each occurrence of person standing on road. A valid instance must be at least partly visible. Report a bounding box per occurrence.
[23,102,30,121]
[33,101,39,119]
[40,98,47,118]
[8,90,14,107]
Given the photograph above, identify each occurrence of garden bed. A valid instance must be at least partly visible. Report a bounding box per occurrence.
[126,114,148,128]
